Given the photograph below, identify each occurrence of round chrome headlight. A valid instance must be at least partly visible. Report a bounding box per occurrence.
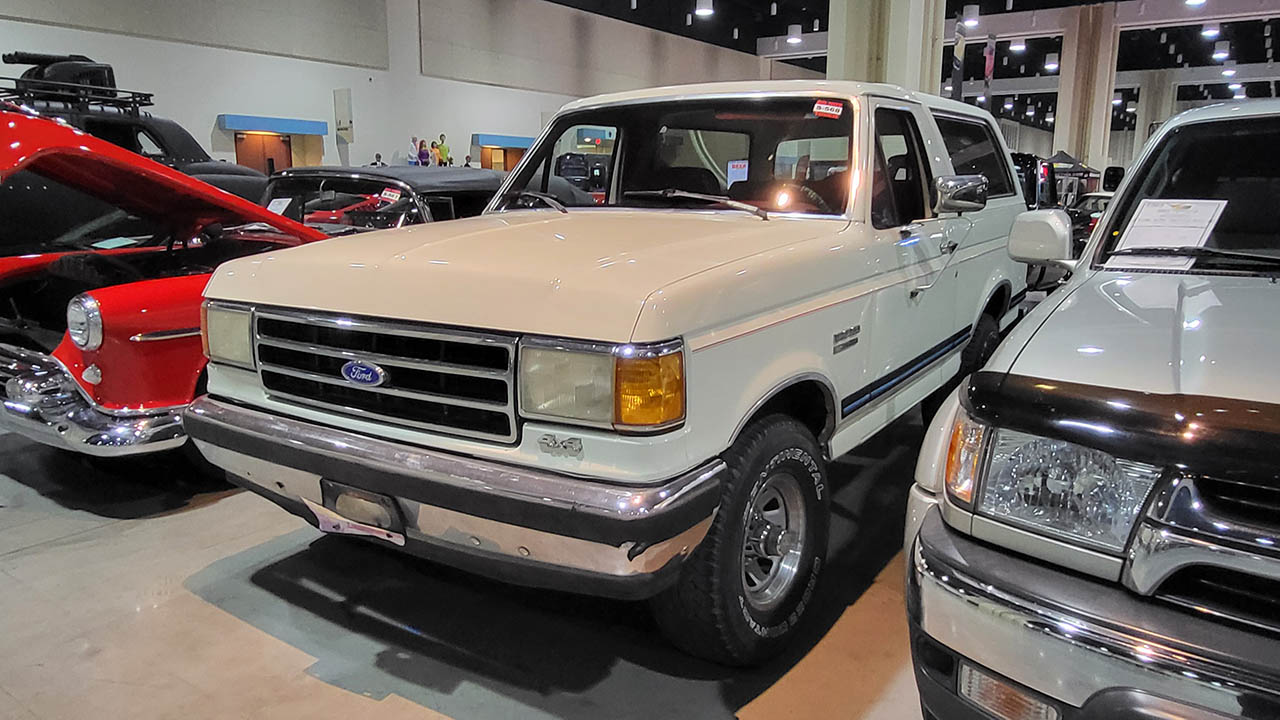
[67,294,103,351]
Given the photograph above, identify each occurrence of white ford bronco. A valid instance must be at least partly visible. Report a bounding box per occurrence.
[188,80,1030,664]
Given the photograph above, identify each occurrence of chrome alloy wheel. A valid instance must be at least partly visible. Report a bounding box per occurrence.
[741,471,807,611]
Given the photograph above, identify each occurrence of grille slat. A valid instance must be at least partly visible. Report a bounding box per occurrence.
[254,310,517,443]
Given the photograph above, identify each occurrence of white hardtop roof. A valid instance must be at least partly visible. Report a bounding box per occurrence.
[559,79,988,118]
[1158,98,1280,133]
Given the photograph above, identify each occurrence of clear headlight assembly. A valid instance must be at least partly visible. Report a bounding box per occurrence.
[943,406,1162,554]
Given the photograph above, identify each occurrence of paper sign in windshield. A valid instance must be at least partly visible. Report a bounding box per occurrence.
[91,237,138,250]
[727,160,749,186]
[813,101,844,119]
[1106,198,1227,271]
[380,188,402,203]
[266,197,292,215]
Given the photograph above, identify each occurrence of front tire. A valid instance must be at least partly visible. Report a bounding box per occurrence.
[650,414,829,666]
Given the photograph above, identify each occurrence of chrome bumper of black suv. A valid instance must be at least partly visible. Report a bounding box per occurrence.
[908,505,1280,720]
[184,395,724,600]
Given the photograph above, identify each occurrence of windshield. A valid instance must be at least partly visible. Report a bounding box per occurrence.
[1101,116,1280,270]
[265,176,424,230]
[0,169,166,256]
[504,97,854,216]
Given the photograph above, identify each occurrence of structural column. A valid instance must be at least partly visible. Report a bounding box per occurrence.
[1053,4,1120,169]
[1133,69,1177,162]
[827,0,945,94]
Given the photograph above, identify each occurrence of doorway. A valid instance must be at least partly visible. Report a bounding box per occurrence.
[480,147,526,172]
[235,132,293,175]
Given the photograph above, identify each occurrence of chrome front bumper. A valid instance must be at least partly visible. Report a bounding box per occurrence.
[0,344,186,456]
[184,395,724,600]
[908,504,1280,718]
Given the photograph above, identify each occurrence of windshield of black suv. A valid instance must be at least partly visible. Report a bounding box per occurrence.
[0,169,166,255]
[503,97,854,216]
[1100,116,1280,271]
[265,176,424,231]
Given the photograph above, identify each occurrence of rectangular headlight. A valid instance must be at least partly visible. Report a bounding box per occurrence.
[519,340,685,430]
[519,347,615,423]
[201,301,255,370]
[978,428,1161,553]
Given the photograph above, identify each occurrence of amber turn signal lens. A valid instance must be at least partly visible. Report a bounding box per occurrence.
[614,351,685,428]
[944,409,987,505]
[199,300,210,359]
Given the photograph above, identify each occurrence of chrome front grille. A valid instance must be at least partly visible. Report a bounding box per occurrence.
[253,309,517,443]
[1126,475,1280,635]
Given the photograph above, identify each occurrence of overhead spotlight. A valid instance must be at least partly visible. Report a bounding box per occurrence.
[1222,60,1237,76]
[1113,92,1123,106]
[1201,23,1220,38]
[630,0,636,9]
[786,24,802,44]
[1185,0,1206,5]
[1026,106,1036,116]
[1228,82,1243,90]
[1213,41,1230,60]
[1044,52,1060,72]
[1003,99,1015,110]
[686,12,692,25]
[944,84,953,92]
[977,95,986,103]
[813,18,820,31]
[1046,113,1055,124]
[733,27,739,39]
[962,4,980,28]
[1125,100,1137,113]
[770,2,777,16]
[1009,37,1027,52]
[1234,90,1247,99]
[694,0,713,17]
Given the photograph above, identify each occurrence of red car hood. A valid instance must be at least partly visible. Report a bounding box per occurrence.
[0,107,325,243]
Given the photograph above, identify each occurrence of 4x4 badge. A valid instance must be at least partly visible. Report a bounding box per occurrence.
[538,434,583,459]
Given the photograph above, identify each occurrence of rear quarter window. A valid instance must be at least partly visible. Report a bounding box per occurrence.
[933,116,1014,197]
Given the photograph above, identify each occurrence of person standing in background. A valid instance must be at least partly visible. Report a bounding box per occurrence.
[409,136,420,165]
[437,134,451,165]
[369,153,387,167]
[417,139,432,167]
[430,141,442,166]
[463,155,473,167]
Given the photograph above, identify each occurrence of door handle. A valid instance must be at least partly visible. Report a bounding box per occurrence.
[900,223,924,237]
[940,239,959,254]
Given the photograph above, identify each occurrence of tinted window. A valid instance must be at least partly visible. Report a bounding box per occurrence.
[934,117,1013,196]
[0,170,164,254]
[1102,116,1280,264]
[872,108,932,229]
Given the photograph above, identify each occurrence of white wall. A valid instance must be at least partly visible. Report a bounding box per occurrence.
[0,0,389,69]
[417,0,820,97]
[0,0,574,166]
[998,119,1054,158]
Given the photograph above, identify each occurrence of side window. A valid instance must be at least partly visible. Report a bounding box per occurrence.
[136,129,166,158]
[527,123,617,206]
[872,108,933,228]
[933,117,1014,196]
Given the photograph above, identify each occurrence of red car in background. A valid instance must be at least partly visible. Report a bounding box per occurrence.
[0,106,326,456]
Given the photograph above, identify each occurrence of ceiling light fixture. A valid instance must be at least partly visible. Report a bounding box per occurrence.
[813,18,820,31]
[694,0,713,17]
[770,2,777,16]
[686,12,692,25]
[977,95,986,103]
[630,0,636,9]
[1213,41,1230,60]
[1228,82,1243,90]
[1185,0,1206,5]
[1009,37,1027,52]
[1044,52,1060,72]
[1234,90,1247,99]
[1126,100,1137,113]
[962,4,980,28]
[1201,22,1220,38]
[733,27,739,39]
[786,24,802,44]
[1004,99,1015,110]
[1026,106,1036,116]
[1113,92,1123,105]
[1222,60,1237,76]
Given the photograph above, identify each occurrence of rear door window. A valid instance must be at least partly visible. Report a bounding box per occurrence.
[933,116,1014,197]
[872,108,933,228]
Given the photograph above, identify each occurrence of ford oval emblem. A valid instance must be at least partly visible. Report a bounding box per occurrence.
[340,360,387,387]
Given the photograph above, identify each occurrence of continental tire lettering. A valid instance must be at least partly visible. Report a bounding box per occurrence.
[765,446,825,501]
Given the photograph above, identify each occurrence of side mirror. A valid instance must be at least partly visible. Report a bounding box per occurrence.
[935,175,988,214]
[1008,209,1076,270]
[1102,166,1125,192]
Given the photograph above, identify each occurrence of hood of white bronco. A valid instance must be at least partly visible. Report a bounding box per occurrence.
[205,209,829,343]
[1006,270,1280,404]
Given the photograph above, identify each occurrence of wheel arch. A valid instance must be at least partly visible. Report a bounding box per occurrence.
[727,373,838,454]
[972,275,1014,330]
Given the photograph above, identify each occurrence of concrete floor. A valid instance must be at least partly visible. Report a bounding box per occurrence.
[0,413,925,720]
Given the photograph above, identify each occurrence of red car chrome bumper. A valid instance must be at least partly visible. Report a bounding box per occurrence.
[0,343,186,456]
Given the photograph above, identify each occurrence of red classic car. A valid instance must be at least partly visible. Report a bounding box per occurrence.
[0,105,326,456]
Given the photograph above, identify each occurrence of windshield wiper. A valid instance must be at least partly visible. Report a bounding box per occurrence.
[1110,246,1280,267]
[497,190,568,214]
[623,189,769,221]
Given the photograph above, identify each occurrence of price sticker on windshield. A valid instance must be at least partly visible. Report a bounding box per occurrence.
[1107,198,1227,270]
[266,197,292,215]
[813,100,844,119]
[380,188,402,203]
